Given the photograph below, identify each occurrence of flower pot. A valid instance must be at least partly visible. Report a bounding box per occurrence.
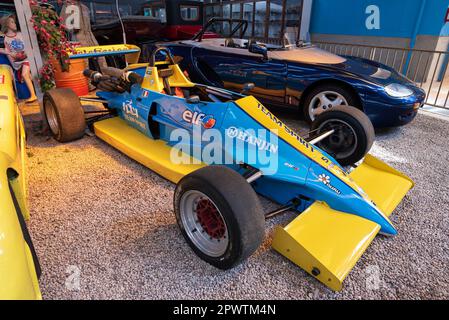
[52,58,89,96]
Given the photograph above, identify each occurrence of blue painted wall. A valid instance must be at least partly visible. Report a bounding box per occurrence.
[310,0,449,38]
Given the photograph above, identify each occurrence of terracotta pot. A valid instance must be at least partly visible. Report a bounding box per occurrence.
[52,58,89,96]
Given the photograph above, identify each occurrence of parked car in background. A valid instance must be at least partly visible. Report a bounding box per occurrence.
[76,0,216,45]
[159,18,427,128]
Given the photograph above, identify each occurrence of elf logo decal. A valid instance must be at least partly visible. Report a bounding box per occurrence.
[182,110,216,129]
[318,174,341,195]
[227,126,278,154]
[201,115,216,129]
[0,75,4,85]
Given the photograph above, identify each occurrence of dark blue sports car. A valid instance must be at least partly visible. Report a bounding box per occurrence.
[155,18,426,128]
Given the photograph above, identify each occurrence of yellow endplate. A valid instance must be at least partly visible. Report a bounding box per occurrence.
[350,154,414,217]
[272,202,380,291]
[94,117,205,183]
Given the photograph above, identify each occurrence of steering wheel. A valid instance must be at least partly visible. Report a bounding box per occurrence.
[150,47,176,67]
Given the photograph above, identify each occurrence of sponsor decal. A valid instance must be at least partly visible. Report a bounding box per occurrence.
[182,110,216,129]
[123,100,138,117]
[0,75,4,84]
[318,174,341,195]
[254,102,350,178]
[227,126,278,154]
[122,100,146,130]
[284,162,299,171]
[255,103,315,153]
[74,46,137,56]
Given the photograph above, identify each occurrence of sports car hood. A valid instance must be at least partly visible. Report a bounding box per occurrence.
[277,47,414,86]
[337,56,416,86]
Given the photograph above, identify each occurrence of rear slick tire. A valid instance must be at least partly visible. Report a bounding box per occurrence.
[43,88,86,143]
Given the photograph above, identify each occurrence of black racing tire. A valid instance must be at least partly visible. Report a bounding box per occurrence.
[311,105,375,166]
[174,166,265,270]
[43,88,86,143]
[302,84,359,123]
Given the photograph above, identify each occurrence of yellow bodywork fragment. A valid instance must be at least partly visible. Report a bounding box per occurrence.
[94,117,205,183]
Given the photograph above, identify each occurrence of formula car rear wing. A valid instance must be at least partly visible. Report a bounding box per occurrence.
[69,44,141,65]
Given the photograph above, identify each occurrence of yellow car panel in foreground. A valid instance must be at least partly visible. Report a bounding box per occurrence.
[0,65,41,300]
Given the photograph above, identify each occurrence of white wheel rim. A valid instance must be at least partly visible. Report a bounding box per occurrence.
[180,190,229,257]
[308,91,348,121]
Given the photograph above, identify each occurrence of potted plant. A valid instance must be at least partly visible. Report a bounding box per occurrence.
[29,0,80,92]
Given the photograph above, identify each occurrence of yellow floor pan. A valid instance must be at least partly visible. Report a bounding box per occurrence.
[94,117,205,183]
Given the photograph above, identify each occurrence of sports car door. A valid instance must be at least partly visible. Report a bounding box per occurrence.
[191,44,287,103]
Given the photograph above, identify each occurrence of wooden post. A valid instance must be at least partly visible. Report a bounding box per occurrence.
[14,0,44,100]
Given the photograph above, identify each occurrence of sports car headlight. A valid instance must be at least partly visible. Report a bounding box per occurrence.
[385,83,413,98]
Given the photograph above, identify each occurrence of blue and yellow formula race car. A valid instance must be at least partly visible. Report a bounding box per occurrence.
[44,45,414,291]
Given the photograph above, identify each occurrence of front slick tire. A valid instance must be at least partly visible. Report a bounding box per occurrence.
[174,166,265,270]
[311,105,375,166]
[43,88,86,143]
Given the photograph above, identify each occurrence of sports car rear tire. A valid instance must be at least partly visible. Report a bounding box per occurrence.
[43,88,86,143]
[174,166,265,270]
[311,106,374,166]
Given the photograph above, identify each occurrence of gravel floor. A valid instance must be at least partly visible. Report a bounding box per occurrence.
[23,108,449,300]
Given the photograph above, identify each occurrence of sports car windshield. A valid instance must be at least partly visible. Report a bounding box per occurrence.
[193,18,311,51]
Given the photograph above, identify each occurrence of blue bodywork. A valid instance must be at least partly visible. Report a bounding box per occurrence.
[148,41,426,128]
[97,76,397,235]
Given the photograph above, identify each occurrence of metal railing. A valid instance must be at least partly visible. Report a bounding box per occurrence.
[314,41,449,110]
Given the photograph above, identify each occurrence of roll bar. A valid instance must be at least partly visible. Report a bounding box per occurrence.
[192,17,248,42]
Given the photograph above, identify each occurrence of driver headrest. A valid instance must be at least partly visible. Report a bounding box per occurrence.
[158,68,174,79]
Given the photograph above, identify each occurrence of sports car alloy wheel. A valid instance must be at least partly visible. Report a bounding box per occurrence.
[180,190,229,257]
[309,91,348,121]
[315,119,358,160]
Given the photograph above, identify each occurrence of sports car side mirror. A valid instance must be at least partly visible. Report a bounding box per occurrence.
[249,43,268,61]
[187,95,200,104]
